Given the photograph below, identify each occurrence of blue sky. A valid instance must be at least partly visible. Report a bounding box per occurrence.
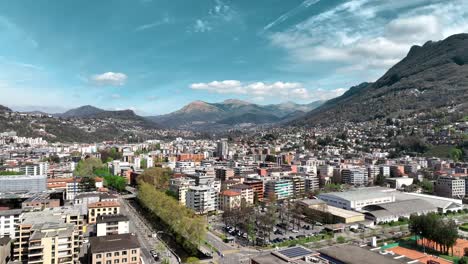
[0,0,467,115]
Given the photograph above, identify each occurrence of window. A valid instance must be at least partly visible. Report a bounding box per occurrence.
[106,253,112,257]
[106,261,111,264]
[122,251,127,255]
[131,257,137,261]
[114,252,119,257]
[122,259,127,263]
[114,260,119,264]
[131,250,137,254]
[96,254,102,258]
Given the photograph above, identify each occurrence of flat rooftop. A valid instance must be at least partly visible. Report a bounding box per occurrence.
[319,245,407,264]
[89,234,140,253]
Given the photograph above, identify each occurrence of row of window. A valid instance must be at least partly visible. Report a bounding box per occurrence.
[96,257,137,264]
[96,250,138,258]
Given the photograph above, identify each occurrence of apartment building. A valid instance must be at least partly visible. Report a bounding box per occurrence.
[0,237,10,264]
[243,180,264,202]
[185,186,218,214]
[27,223,77,264]
[304,175,320,193]
[88,201,121,224]
[89,234,141,264]
[169,177,195,206]
[219,190,242,211]
[341,168,368,186]
[264,180,293,201]
[229,184,254,205]
[215,167,235,181]
[282,175,306,198]
[96,215,130,237]
[435,176,466,198]
[0,209,22,238]
[14,208,83,263]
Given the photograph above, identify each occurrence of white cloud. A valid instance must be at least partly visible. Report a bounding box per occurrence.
[91,72,127,86]
[193,19,212,33]
[269,0,468,77]
[190,80,344,101]
[135,16,171,31]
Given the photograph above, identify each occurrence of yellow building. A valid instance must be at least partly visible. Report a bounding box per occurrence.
[87,201,120,224]
[89,234,141,264]
[13,207,84,263]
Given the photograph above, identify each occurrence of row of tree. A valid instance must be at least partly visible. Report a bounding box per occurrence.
[138,182,206,253]
[409,213,458,255]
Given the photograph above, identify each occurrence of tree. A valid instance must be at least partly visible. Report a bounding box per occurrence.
[450,147,463,162]
[138,182,206,253]
[140,158,147,169]
[79,176,96,192]
[420,179,434,194]
[185,257,200,263]
[74,157,103,177]
[138,167,172,190]
[460,257,468,264]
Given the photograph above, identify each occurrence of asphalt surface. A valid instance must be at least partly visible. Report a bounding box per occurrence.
[120,196,180,264]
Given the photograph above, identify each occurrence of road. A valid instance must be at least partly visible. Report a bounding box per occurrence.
[120,196,180,264]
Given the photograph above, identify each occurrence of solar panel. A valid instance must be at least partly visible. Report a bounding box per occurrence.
[278,246,313,259]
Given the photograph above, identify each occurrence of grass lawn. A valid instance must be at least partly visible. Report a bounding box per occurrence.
[423,145,454,158]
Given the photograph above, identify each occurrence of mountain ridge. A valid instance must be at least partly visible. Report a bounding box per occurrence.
[292,33,468,126]
[147,99,324,129]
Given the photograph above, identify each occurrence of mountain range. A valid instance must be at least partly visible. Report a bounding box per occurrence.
[2,33,468,138]
[293,33,468,126]
[146,99,323,129]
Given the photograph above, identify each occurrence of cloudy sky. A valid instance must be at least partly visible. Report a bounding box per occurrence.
[0,0,467,115]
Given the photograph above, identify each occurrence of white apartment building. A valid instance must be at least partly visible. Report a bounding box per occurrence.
[342,168,368,186]
[96,215,130,237]
[185,186,218,214]
[0,209,22,238]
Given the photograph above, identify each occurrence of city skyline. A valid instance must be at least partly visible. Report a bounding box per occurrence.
[0,0,467,115]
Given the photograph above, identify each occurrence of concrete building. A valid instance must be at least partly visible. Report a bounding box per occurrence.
[0,237,11,264]
[14,208,83,263]
[304,175,320,193]
[96,214,130,237]
[215,167,234,181]
[216,138,229,159]
[0,174,46,193]
[219,190,242,211]
[282,175,306,198]
[341,168,367,186]
[364,199,437,223]
[22,193,60,211]
[88,201,121,224]
[89,234,141,264]
[384,177,414,189]
[317,189,396,211]
[435,176,466,198]
[169,177,195,206]
[26,223,77,264]
[243,180,264,202]
[297,199,365,224]
[264,180,293,201]
[185,186,218,214]
[229,184,254,205]
[0,209,22,239]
